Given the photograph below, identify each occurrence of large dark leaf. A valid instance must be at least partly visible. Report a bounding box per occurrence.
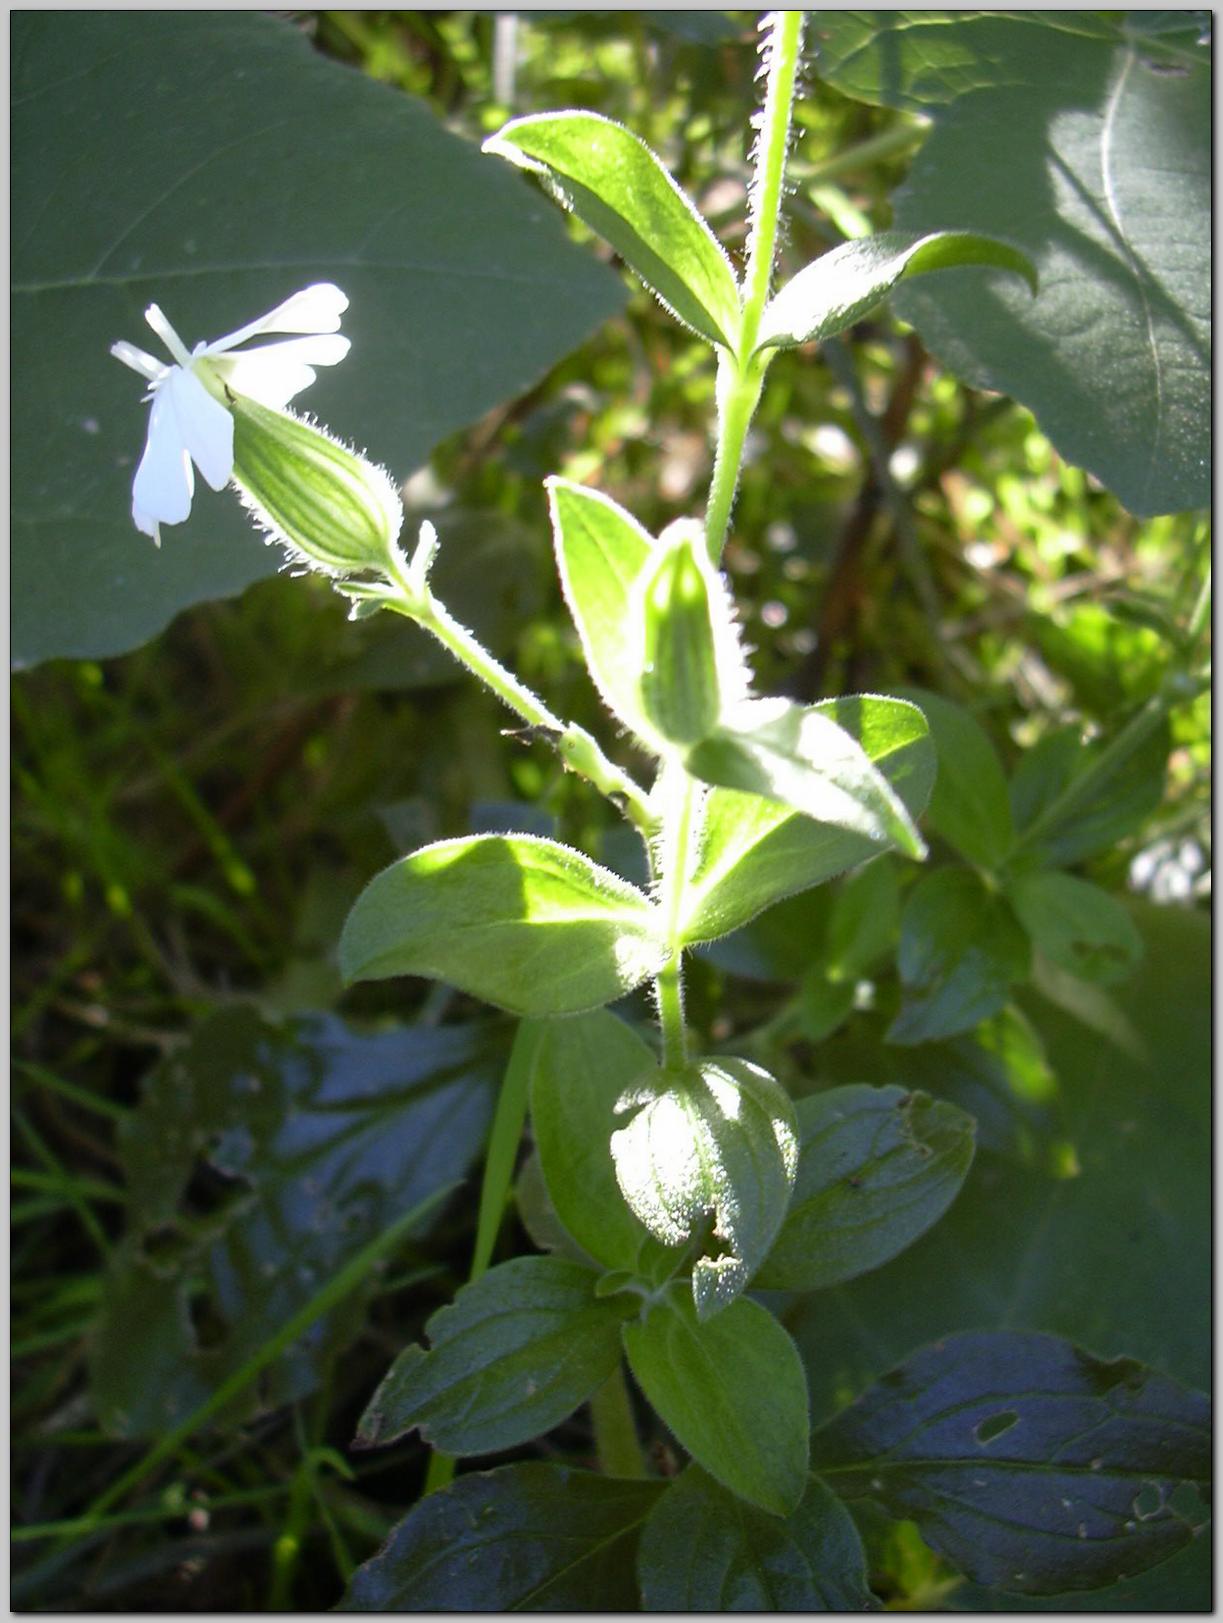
[811,12,1210,515]
[791,900,1210,1608]
[11,12,623,665]
[637,1467,876,1612]
[341,1463,664,1611]
[810,1330,1210,1596]
[90,1008,503,1436]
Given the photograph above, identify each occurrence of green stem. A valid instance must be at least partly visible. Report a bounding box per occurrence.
[1185,563,1211,650]
[741,10,804,359]
[655,763,698,1069]
[382,565,654,837]
[704,10,802,561]
[590,1364,648,1479]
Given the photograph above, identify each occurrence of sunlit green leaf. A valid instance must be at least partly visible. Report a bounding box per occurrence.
[340,834,666,1016]
[526,1010,661,1273]
[758,1085,975,1291]
[623,1288,809,1517]
[810,1329,1210,1595]
[683,697,935,945]
[637,1467,874,1611]
[485,110,742,350]
[757,230,1035,352]
[611,1057,798,1318]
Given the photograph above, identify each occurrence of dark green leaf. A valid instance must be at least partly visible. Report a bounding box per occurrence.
[341,1463,664,1611]
[684,696,935,944]
[1009,707,1171,869]
[526,1010,661,1273]
[895,687,1014,870]
[689,697,926,859]
[791,903,1209,1521]
[623,1288,809,1517]
[637,1466,875,1612]
[889,869,1030,1045]
[611,1057,798,1318]
[91,1009,501,1436]
[757,1085,975,1291]
[354,1257,627,1456]
[824,858,900,982]
[1007,871,1144,985]
[340,834,666,1016]
[11,12,623,666]
[810,1329,1210,1595]
[546,479,653,734]
[758,230,1035,351]
[814,12,1210,515]
[485,110,741,350]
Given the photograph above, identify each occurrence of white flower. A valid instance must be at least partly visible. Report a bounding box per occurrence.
[111,284,351,545]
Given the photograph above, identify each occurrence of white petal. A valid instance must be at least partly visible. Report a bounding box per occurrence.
[205,282,348,354]
[210,334,351,407]
[110,339,168,382]
[164,367,234,491]
[143,303,193,367]
[132,382,195,532]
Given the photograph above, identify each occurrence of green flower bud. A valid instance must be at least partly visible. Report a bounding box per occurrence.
[229,395,402,576]
[636,520,726,747]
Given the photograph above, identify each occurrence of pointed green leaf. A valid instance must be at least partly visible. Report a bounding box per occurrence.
[687,697,927,864]
[896,686,1014,870]
[611,1057,798,1319]
[637,1467,874,1612]
[623,1289,809,1517]
[526,1010,661,1274]
[1008,871,1143,985]
[341,1464,664,1611]
[889,868,1031,1045]
[683,695,935,945]
[757,230,1035,352]
[484,110,742,351]
[810,1330,1211,1595]
[354,1257,630,1456]
[340,834,666,1017]
[824,857,900,982]
[757,1085,975,1291]
[546,479,653,734]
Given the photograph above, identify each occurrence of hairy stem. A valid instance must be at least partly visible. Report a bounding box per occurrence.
[704,10,803,561]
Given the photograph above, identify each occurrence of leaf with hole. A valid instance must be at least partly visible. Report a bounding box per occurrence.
[623,1288,809,1518]
[11,12,624,666]
[809,1329,1211,1595]
[757,230,1035,352]
[1007,870,1144,985]
[354,1256,631,1456]
[90,1009,502,1437]
[889,869,1031,1045]
[637,1466,875,1612]
[757,1085,975,1291]
[485,110,742,351]
[340,1463,664,1611]
[611,1056,798,1318]
[340,834,666,1016]
[683,696,935,945]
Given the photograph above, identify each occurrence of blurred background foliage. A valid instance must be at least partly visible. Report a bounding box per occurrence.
[11,10,1209,1611]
